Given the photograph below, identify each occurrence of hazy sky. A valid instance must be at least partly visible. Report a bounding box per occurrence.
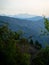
[0,0,49,16]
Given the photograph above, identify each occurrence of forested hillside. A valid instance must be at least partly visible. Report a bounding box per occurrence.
[0,17,49,65]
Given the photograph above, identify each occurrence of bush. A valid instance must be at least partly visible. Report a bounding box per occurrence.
[31,47,49,65]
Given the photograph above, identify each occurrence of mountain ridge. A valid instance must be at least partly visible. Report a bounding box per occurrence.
[0,15,49,47]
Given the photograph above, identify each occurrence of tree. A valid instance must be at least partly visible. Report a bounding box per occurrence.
[44,17,49,31]
[35,40,42,49]
[0,22,31,65]
[29,39,33,45]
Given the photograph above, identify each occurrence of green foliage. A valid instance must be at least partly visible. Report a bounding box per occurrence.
[0,20,49,65]
[44,17,49,31]
[21,53,30,65]
[32,47,49,65]
[32,17,49,65]
[16,53,30,65]
[39,17,49,37]
[0,22,31,65]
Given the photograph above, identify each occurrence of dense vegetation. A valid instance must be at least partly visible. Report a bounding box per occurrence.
[0,17,49,65]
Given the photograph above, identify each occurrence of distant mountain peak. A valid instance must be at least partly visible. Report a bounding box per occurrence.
[10,14,43,21]
[12,14,33,19]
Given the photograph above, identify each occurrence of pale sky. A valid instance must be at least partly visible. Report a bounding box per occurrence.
[0,0,49,16]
